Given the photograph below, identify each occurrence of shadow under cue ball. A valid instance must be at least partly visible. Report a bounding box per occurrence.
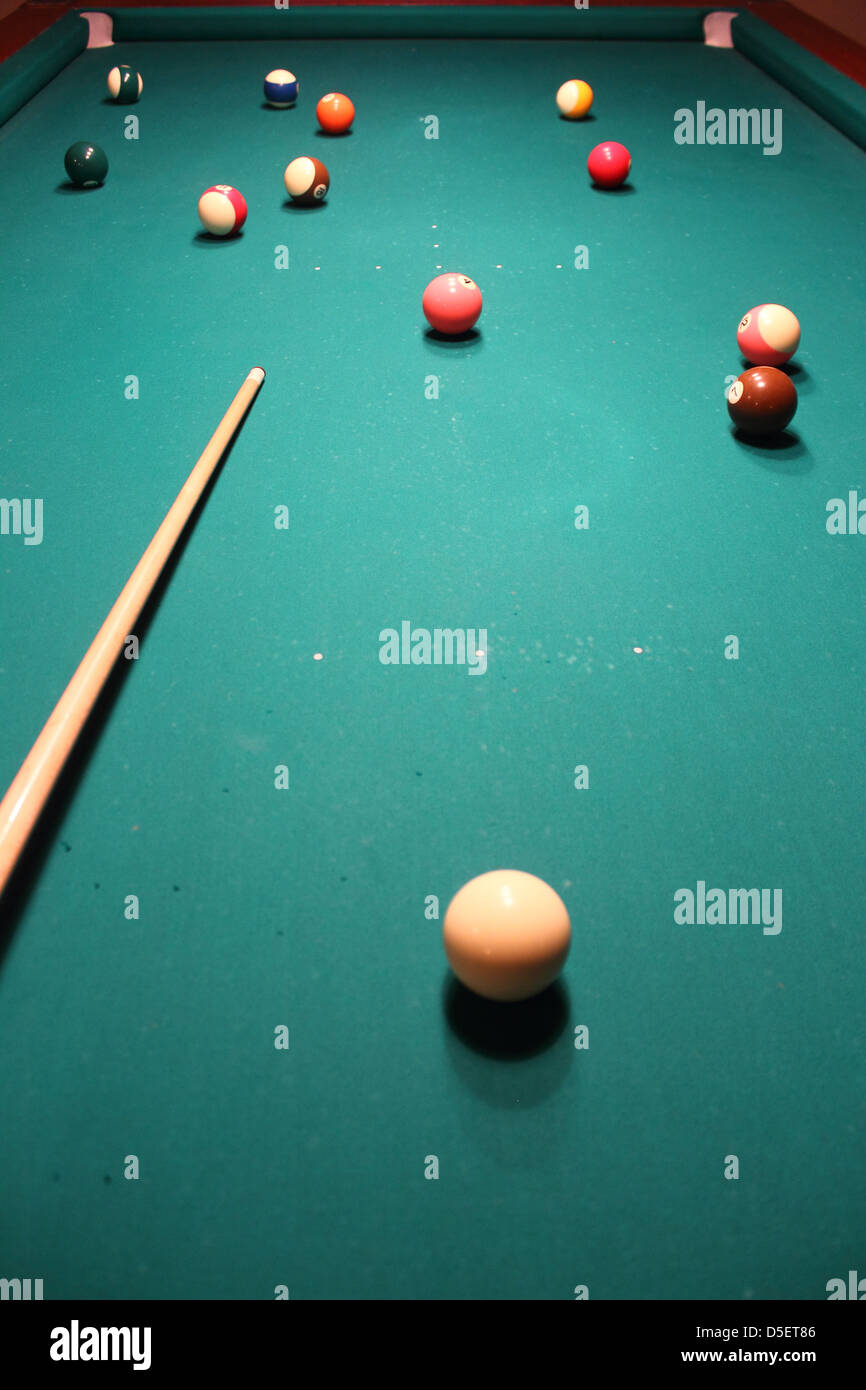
[443,869,571,1002]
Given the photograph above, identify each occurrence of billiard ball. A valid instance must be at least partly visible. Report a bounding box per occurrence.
[422,272,483,335]
[264,69,298,107]
[727,366,797,436]
[284,156,330,204]
[316,92,354,134]
[737,303,800,366]
[556,79,593,119]
[587,140,631,188]
[197,184,247,236]
[64,142,108,186]
[443,869,571,1003]
[107,65,142,103]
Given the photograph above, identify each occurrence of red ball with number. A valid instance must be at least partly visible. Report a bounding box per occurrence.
[422,272,483,335]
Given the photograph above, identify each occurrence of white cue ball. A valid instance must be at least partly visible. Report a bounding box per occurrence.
[443,869,571,1002]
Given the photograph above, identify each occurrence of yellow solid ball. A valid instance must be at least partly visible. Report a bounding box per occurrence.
[556,79,593,119]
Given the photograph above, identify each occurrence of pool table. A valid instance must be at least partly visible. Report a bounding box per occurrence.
[0,4,865,1303]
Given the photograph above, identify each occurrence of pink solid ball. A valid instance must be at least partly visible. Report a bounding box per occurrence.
[422,272,483,335]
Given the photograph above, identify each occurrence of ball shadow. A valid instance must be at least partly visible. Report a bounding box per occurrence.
[738,357,811,391]
[260,101,296,110]
[443,975,570,1060]
[282,198,327,212]
[591,181,635,193]
[782,362,814,395]
[559,112,596,123]
[55,182,104,193]
[192,230,245,245]
[731,425,801,450]
[423,326,482,346]
[314,128,353,139]
[731,427,811,471]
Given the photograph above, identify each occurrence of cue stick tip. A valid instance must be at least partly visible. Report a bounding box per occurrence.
[248,367,266,384]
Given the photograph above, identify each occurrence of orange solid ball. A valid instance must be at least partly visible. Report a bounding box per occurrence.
[316,92,354,134]
[443,870,571,1002]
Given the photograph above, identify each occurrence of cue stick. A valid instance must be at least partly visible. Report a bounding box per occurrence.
[0,366,266,900]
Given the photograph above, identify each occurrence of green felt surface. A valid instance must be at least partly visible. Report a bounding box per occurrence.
[0,29,864,1301]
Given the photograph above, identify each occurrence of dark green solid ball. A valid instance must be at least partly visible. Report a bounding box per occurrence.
[64,142,108,186]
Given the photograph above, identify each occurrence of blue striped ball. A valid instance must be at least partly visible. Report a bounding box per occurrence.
[264,70,298,108]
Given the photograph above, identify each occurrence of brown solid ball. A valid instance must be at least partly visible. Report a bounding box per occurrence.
[727,366,797,436]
